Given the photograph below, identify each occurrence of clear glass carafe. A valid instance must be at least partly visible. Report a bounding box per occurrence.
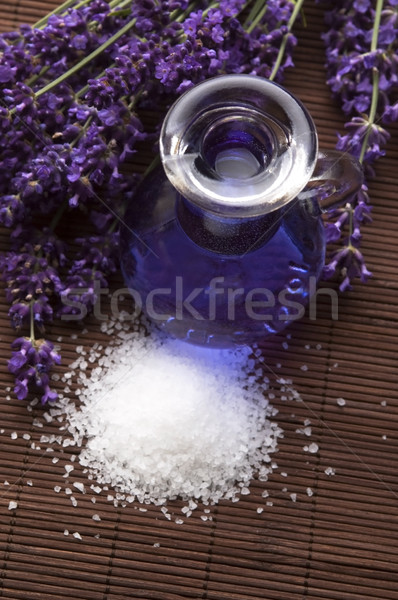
[120,75,362,347]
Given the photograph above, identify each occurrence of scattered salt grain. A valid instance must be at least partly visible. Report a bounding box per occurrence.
[22,433,31,441]
[290,493,297,502]
[8,501,18,510]
[92,514,101,521]
[300,365,308,372]
[26,480,33,486]
[381,400,387,406]
[306,487,313,497]
[296,426,312,436]
[10,432,17,440]
[73,482,86,494]
[153,542,160,547]
[72,532,82,540]
[304,443,319,454]
[64,530,69,536]
[281,472,288,477]
[54,486,61,493]
[336,398,346,406]
[324,467,336,476]
[256,507,264,514]
[382,434,387,440]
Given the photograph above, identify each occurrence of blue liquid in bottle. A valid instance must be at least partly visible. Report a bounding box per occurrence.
[120,163,325,348]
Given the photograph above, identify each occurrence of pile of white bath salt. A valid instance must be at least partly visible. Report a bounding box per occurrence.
[60,319,283,509]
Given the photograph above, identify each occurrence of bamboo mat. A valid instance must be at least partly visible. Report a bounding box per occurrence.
[1,2,398,599]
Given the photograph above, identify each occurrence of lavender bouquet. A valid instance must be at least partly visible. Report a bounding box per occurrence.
[0,0,397,403]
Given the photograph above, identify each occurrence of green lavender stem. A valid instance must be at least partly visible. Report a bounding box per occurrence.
[358,0,384,164]
[269,0,305,81]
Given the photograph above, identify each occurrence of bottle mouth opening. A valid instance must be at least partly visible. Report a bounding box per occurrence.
[160,75,318,217]
[199,110,289,182]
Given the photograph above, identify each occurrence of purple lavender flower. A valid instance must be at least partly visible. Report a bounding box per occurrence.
[9,337,60,403]
[322,0,398,289]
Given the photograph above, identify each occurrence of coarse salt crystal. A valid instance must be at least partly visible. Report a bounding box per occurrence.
[73,482,86,494]
[324,467,336,476]
[8,501,18,510]
[336,398,346,406]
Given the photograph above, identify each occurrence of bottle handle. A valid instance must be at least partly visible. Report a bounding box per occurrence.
[302,150,364,211]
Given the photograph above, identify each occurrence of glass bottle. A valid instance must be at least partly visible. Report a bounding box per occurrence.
[120,75,362,347]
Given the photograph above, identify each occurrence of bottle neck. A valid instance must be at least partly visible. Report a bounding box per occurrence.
[176,195,283,255]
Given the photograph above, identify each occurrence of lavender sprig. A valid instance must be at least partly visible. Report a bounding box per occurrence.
[322,0,398,291]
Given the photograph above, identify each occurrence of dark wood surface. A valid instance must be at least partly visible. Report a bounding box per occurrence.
[1,2,398,599]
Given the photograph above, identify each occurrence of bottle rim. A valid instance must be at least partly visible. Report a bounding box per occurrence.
[160,74,318,218]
